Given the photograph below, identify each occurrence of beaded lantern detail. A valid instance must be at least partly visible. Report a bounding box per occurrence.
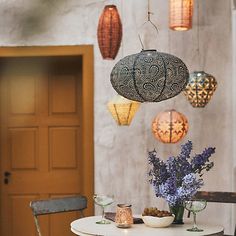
[97,5,122,60]
[169,0,194,31]
[183,71,217,108]
[107,95,140,126]
[152,110,189,144]
[110,50,189,102]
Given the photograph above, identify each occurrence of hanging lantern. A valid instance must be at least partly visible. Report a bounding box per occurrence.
[110,49,189,102]
[97,5,122,60]
[183,71,217,108]
[152,110,189,143]
[169,0,194,31]
[107,95,140,126]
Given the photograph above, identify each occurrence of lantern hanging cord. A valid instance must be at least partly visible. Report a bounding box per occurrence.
[197,0,200,70]
[138,0,159,50]
[147,0,151,21]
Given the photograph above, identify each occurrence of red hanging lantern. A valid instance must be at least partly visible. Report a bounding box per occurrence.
[97,5,122,60]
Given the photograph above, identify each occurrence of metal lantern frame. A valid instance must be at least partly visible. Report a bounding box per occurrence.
[183,71,217,108]
[110,49,189,103]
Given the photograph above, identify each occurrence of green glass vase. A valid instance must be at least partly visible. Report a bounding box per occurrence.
[169,205,185,224]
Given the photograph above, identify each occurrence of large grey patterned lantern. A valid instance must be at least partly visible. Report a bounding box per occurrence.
[110,50,189,102]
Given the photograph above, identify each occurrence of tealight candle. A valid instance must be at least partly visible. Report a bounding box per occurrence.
[115,204,133,228]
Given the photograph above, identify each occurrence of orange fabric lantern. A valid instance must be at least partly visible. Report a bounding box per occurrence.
[152,110,189,143]
[169,0,194,31]
[97,5,122,60]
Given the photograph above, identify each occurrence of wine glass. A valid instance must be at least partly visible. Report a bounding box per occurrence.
[93,194,114,224]
[184,200,207,232]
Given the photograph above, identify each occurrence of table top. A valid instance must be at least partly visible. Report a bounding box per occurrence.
[71,216,224,236]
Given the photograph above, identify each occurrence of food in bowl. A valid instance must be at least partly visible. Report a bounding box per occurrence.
[142,207,172,217]
[142,207,174,228]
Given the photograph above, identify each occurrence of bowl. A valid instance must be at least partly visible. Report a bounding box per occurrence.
[142,215,175,228]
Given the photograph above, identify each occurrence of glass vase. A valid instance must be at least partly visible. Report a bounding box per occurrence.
[169,205,185,224]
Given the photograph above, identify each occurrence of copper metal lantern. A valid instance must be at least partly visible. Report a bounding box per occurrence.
[110,49,189,102]
[97,5,122,60]
[107,95,140,126]
[169,0,194,31]
[183,71,217,108]
[152,110,189,143]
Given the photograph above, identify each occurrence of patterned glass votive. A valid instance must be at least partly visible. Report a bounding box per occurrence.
[115,204,133,228]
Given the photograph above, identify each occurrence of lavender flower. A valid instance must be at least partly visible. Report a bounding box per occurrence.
[148,150,169,186]
[191,147,215,176]
[148,141,215,206]
[179,141,193,159]
[183,173,197,185]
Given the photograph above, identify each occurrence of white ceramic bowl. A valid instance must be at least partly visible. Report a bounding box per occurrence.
[142,215,175,228]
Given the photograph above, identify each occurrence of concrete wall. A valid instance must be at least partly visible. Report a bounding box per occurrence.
[0,0,233,234]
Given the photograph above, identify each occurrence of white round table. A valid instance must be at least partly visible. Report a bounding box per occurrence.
[71,216,224,236]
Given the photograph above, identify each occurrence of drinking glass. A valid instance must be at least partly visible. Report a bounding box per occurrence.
[184,200,207,232]
[93,194,114,224]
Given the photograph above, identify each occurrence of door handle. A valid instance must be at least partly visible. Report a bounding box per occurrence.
[4,171,11,184]
[4,171,11,177]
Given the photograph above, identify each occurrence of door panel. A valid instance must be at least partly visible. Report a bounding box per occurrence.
[50,212,78,236]
[50,75,78,114]
[49,127,79,169]
[0,57,86,236]
[9,75,36,115]
[10,195,38,236]
[49,194,79,236]
[9,127,38,170]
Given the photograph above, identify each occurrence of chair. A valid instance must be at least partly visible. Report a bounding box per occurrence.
[193,191,236,236]
[30,195,87,236]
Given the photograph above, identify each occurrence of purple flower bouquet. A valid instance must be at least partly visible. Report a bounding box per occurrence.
[148,141,215,224]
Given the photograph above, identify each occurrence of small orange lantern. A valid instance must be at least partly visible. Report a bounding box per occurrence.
[97,5,122,60]
[169,0,194,31]
[152,110,189,143]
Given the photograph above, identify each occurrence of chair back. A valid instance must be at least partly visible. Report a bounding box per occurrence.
[193,191,236,236]
[30,195,87,236]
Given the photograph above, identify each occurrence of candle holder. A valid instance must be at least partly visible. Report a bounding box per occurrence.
[115,204,133,228]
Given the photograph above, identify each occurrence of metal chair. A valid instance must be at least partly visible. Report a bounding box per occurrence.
[30,195,87,236]
[193,191,236,236]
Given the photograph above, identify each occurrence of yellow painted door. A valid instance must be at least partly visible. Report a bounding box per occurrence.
[0,57,85,236]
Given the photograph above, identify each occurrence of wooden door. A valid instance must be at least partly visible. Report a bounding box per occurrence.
[0,56,92,236]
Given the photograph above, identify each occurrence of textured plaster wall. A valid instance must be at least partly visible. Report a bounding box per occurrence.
[0,0,233,234]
